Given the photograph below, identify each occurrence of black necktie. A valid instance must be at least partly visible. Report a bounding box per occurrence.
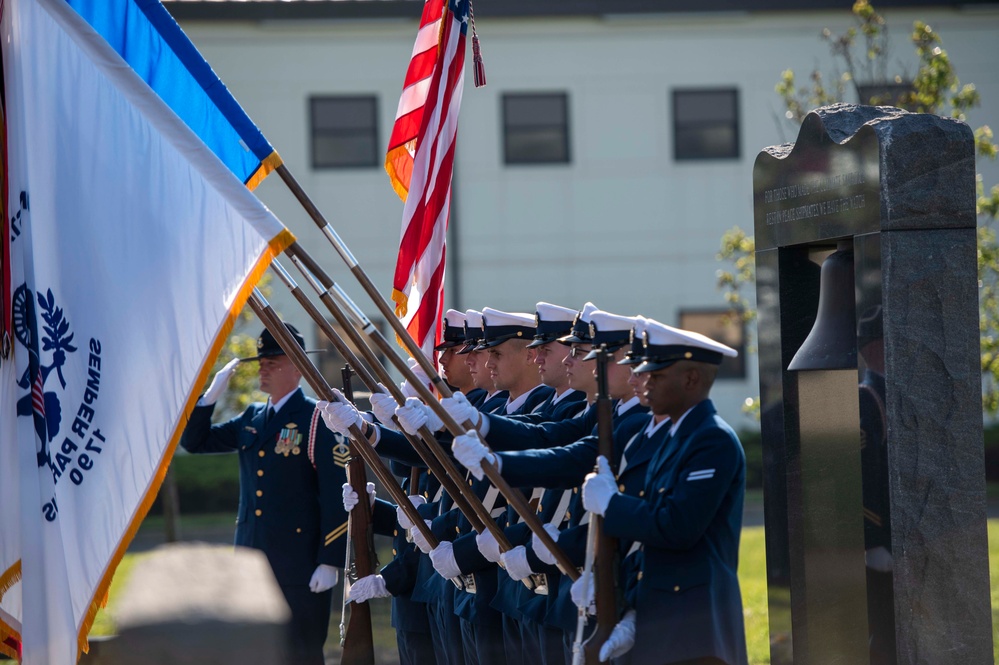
[265,406,274,425]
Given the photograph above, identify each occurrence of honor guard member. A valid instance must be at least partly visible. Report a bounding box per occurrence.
[486,301,587,665]
[439,309,482,399]
[180,323,349,665]
[451,311,650,662]
[418,308,552,665]
[580,321,748,665]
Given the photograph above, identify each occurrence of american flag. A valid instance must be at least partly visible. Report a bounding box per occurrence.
[386,0,469,360]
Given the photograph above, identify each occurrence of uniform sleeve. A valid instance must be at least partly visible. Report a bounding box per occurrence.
[497,437,598,489]
[381,545,422,596]
[314,417,351,568]
[603,432,743,551]
[371,497,399,537]
[485,408,595,452]
[179,403,245,454]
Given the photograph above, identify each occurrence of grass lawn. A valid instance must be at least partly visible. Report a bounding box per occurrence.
[87,518,999,665]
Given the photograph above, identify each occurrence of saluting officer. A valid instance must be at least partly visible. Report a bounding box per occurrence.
[180,323,349,665]
[581,321,748,665]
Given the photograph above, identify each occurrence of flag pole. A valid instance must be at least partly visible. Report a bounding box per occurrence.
[282,241,580,581]
[271,256,490,536]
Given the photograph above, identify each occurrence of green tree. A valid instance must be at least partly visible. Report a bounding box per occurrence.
[719,0,999,413]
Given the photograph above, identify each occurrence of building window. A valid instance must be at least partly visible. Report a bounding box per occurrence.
[310,96,379,169]
[677,309,746,379]
[672,88,739,161]
[502,93,570,164]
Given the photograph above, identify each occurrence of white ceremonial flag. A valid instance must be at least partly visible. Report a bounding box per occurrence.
[0,0,294,662]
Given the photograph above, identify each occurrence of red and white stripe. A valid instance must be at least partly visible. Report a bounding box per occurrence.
[389,0,466,361]
[384,0,445,202]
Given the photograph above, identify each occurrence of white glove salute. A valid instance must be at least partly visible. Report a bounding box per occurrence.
[318,390,362,436]
[570,570,596,615]
[369,388,399,431]
[531,523,562,567]
[599,609,637,662]
[411,519,435,554]
[451,430,495,480]
[348,574,391,604]
[582,456,618,516]
[400,357,433,400]
[429,541,462,580]
[309,564,339,593]
[475,528,502,564]
[396,495,427,530]
[440,391,481,429]
[395,397,443,435]
[500,545,533,581]
[342,482,376,513]
[201,358,240,405]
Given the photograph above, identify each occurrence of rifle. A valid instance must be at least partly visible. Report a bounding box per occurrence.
[339,364,376,665]
[581,346,618,664]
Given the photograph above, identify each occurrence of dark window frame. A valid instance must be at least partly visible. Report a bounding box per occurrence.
[309,95,380,169]
[676,308,747,380]
[502,92,571,165]
[672,88,740,162]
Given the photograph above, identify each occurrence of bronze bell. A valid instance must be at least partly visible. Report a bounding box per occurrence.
[788,242,858,371]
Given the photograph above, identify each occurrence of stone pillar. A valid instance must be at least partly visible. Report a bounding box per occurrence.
[754,103,991,665]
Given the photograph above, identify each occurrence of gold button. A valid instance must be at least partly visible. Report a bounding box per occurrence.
[573,488,578,494]
[468,479,473,486]
[393,529,399,537]
[258,450,265,457]
[455,526,461,534]
[257,470,264,477]
[392,548,397,556]
[673,585,680,592]
[255,509,262,517]
[423,492,429,499]
[296,528,302,533]
[639,490,645,497]
[538,505,543,512]
[618,484,625,492]
[637,572,643,580]
[256,490,263,497]
[566,512,571,520]
[658,487,665,494]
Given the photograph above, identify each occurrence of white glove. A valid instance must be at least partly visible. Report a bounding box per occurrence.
[342,482,376,513]
[348,574,391,604]
[401,357,433,400]
[309,564,339,593]
[531,523,562,567]
[369,388,399,431]
[866,546,893,573]
[429,541,462,580]
[202,358,240,405]
[451,430,494,481]
[396,495,427,530]
[475,528,502,564]
[440,391,481,429]
[599,609,637,662]
[411,519,434,554]
[500,545,534,581]
[395,397,443,434]
[582,456,618,516]
[319,391,362,436]
[570,570,596,615]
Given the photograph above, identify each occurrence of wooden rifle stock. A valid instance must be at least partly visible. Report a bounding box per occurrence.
[340,365,376,665]
[583,347,619,663]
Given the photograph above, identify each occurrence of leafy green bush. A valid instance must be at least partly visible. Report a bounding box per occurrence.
[150,452,240,515]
